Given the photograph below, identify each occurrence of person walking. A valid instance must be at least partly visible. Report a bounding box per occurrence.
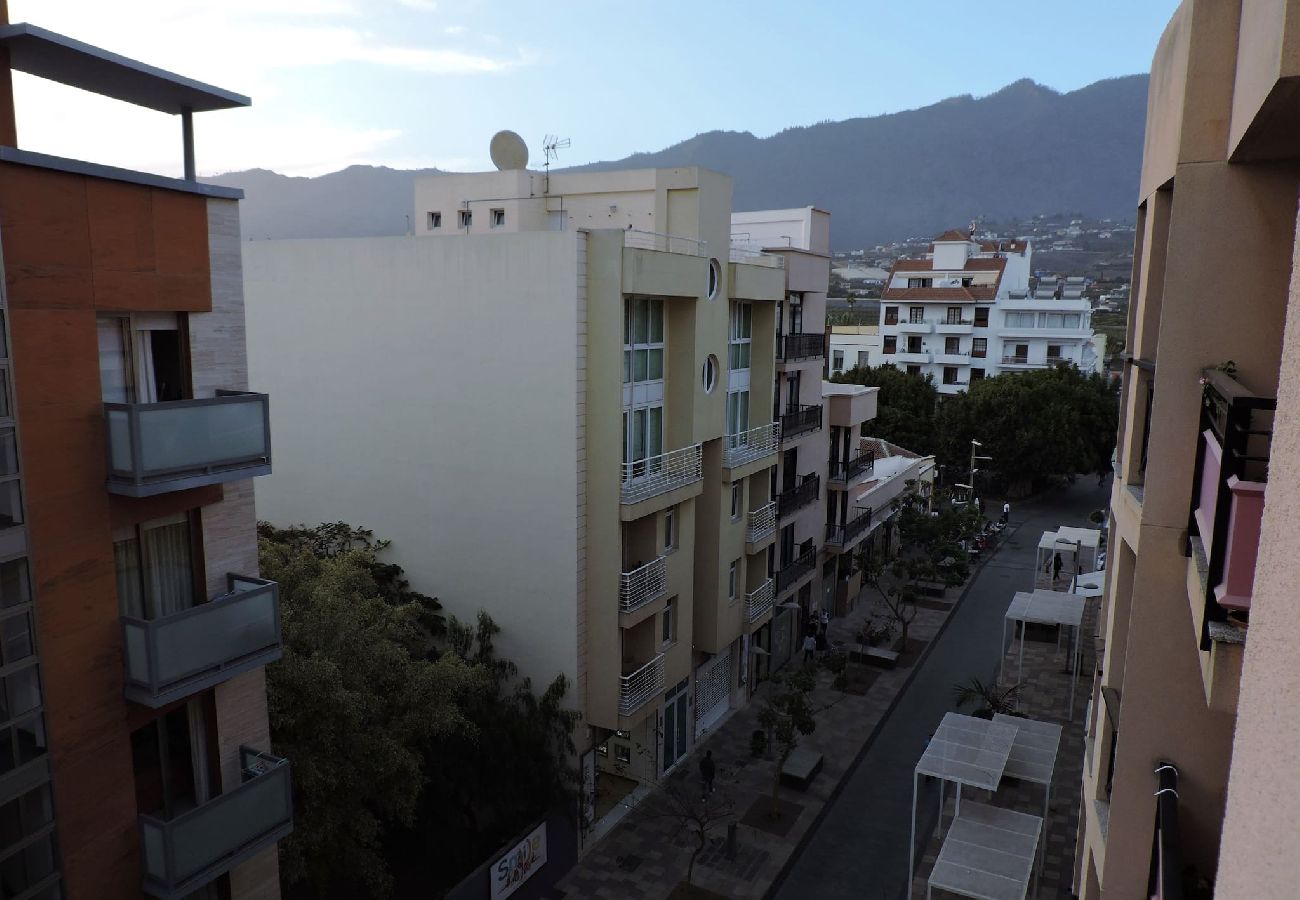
[802,633,817,665]
[699,749,716,798]
[820,609,830,632]
[1053,551,1064,583]
[1001,501,1011,524]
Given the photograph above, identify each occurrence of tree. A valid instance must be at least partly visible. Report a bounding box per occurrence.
[260,537,481,898]
[952,678,1022,719]
[639,774,735,892]
[832,365,938,455]
[757,669,817,818]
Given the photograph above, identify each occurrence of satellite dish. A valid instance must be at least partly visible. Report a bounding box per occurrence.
[490,130,528,170]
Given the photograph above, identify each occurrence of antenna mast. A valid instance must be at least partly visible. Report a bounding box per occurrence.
[542,134,570,193]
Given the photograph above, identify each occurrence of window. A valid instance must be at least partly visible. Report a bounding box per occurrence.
[427,211,442,230]
[113,514,196,619]
[906,336,922,353]
[883,336,897,354]
[664,507,677,552]
[614,744,631,765]
[0,783,58,896]
[1048,345,1063,360]
[973,307,990,327]
[906,365,921,376]
[907,277,933,288]
[131,702,212,820]
[1005,312,1035,328]
[943,367,959,385]
[661,597,676,645]
[703,356,718,394]
[731,483,742,520]
[946,307,963,324]
[909,307,924,323]
[707,259,721,300]
[623,298,665,468]
[97,314,186,404]
[832,350,844,371]
[458,209,472,229]
[728,303,752,370]
[728,561,737,602]
[727,389,749,436]
[489,208,505,228]
[971,368,985,381]
[972,338,987,358]
[883,307,899,326]
[961,277,974,287]
[0,561,49,788]
[945,337,960,355]
[857,351,870,369]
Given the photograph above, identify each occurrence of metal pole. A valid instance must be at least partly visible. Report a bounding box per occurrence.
[909,771,918,900]
[181,106,195,180]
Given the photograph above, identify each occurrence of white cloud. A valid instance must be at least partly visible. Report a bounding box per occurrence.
[397,0,439,10]
[444,24,469,36]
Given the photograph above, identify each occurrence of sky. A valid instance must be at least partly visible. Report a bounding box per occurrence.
[8,0,1180,179]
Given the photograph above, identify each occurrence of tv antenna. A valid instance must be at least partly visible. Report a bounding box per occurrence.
[542,134,570,191]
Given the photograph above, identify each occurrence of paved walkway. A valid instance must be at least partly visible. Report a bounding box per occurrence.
[769,478,1108,900]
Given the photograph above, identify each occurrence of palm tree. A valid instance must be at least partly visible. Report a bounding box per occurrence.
[951,678,1021,719]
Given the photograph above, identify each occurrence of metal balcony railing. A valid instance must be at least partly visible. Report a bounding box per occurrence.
[1001,355,1032,365]
[830,449,875,483]
[779,332,824,361]
[779,404,822,440]
[1188,368,1274,636]
[724,422,780,468]
[619,653,665,715]
[776,546,817,594]
[745,578,775,622]
[619,557,667,614]
[104,390,272,497]
[728,245,785,268]
[777,474,820,519]
[825,508,873,548]
[140,747,293,899]
[620,443,704,504]
[624,229,706,256]
[746,501,777,544]
[121,575,282,708]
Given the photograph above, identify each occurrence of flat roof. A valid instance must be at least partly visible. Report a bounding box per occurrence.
[0,23,250,114]
[0,147,244,199]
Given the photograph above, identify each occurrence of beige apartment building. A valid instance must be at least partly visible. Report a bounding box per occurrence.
[245,157,858,834]
[1077,2,1300,896]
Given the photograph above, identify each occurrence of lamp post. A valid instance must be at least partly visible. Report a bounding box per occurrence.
[969,439,993,501]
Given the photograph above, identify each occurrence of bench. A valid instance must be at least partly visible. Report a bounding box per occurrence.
[917,581,947,598]
[779,747,824,789]
[863,645,900,669]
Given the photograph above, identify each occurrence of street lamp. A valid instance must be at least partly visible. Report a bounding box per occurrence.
[969,439,993,501]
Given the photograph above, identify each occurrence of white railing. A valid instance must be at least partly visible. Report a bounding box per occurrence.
[746,501,777,544]
[619,556,667,613]
[619,653,666,715]
[745,579,776,623]
[728,244,785,268]
[724,422,781,468]
[625,229,707,257]
[621,443,704,504]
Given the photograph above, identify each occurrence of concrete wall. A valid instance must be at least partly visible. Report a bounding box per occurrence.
[244,232,582,696]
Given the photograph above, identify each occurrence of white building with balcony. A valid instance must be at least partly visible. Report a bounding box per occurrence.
[879,230,1100,391]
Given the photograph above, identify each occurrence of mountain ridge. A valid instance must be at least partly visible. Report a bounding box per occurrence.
[211,74,1147,248]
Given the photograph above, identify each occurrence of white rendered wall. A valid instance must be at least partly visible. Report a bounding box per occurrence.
[243,232,582,693]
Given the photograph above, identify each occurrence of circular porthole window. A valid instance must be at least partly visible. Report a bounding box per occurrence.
[703,355,718,393]
[707,258,721,300]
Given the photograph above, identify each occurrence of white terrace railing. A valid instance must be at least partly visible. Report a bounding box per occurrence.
[625,229,707,257]
[619,556,667,614]
[619,653,666,715]
[620,444,704,504]
[724,422,781,469]
[745,578,776,623]
[746,500,777,545]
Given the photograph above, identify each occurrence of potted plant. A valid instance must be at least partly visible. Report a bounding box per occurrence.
[952,678,1022,719]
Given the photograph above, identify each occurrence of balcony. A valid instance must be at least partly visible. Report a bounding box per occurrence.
[746,500,777,545]
[894,350,931,364]
[140,747,293,900]
[777,474,820,519]
[621,443,704,505]
[121,575,282,708]
[619,653,665,715]
[779,332,824,361]
[935,352,970,365]
[1188,368,1274,626]
[624,228,706,256]
[825,508,873,549]
[724,422,781,469]
[896,320,933,334]
[1000,355,1047,369]
[104,391,272,497]
[620,557,667,614]
[780,403,822,440]
[829,449,875,485]
[935,320,973,334]
[776,546,817,594]
[745,578,775,623]
[936,381,969,395]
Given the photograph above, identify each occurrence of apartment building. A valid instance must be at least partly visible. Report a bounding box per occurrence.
[827,325,881,377]
[0,15,286,900]
[730,208,833,675]
[1076,2,1300,896]
[879,231,1098,391]
[246,158,824,831]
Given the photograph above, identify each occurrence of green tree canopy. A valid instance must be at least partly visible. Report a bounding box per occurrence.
[832,365,938,455]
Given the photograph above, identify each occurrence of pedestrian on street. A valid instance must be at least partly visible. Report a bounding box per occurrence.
[802,633,816,665]
[1053,551,1064,582]
[699,750,716,797]
[1001,501,1011,524]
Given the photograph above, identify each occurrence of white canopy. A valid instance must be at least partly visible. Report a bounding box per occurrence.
[1001,590,1087,715]
[927,801,1043,900]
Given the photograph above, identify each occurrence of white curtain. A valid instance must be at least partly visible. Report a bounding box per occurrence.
[143,522,193,618]
[97,317,132,403]
[114,538,145,618]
